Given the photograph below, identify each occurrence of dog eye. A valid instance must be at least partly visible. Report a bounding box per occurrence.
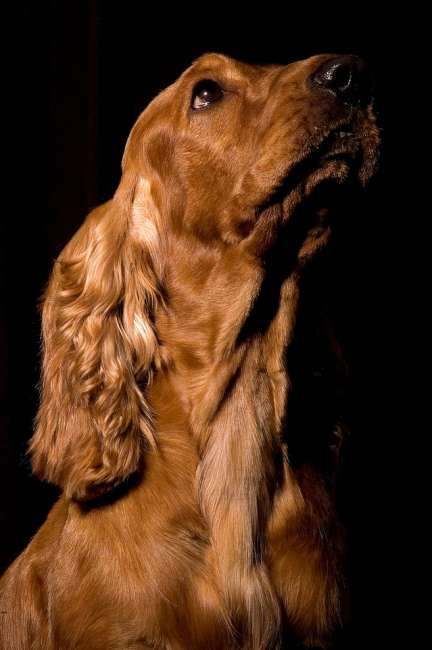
[191,79,224,110]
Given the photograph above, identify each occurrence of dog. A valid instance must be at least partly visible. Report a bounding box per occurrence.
[0,52,379,649]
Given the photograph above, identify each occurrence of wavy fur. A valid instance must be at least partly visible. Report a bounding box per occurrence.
[0,52,379,649]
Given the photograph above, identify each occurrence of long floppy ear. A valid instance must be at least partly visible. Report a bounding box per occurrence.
[29,172,164,501]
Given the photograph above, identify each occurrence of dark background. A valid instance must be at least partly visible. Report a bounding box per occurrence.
[3,2,403,648]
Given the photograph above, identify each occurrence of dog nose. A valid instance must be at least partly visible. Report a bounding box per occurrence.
[310,55,372,104]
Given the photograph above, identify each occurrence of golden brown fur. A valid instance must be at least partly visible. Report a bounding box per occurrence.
[0,53,379,649]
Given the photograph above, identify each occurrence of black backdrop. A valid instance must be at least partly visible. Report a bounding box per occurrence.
[4,2,401,648]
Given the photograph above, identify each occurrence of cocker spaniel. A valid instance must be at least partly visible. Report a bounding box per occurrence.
[0,53,379,649]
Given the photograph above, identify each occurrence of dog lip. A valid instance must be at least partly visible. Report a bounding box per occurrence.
[317,125,362,164]
[320,150,355,163]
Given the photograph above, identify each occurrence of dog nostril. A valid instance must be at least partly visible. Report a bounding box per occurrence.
[310,55,372,104]
[322,61,352,93]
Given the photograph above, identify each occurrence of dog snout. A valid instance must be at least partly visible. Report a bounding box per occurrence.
[309,55,372,105]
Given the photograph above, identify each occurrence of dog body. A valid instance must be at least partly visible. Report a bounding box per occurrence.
[0,53,379,649]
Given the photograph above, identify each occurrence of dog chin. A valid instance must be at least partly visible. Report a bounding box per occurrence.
[278,160,358,261]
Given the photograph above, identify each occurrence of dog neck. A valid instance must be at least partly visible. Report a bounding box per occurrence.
[154,212,346,646]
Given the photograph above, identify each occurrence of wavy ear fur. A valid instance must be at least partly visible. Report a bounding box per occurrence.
[29,174,163,501]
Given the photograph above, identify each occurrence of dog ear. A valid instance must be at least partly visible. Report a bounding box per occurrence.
[29,171,164,501]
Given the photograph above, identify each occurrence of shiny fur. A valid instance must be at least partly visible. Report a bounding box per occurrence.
[0,53,379,649]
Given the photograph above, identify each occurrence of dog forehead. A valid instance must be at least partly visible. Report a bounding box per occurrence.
[181,52,273,85]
